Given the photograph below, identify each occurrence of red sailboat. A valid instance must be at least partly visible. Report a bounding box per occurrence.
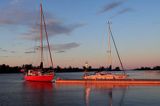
[23,1,54,82]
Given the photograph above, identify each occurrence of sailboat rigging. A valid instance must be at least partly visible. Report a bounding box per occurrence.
[23,0,54,82]
[108,21,125,74]
[83,21,128,80]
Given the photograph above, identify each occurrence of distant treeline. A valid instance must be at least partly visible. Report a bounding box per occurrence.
[0,64,121,73]
[0,64,21,73]
[53,65,123,73]
[134,66,160,70]
[0,64,160,73]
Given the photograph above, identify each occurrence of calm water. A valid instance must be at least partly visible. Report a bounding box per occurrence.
[0,71,160,106]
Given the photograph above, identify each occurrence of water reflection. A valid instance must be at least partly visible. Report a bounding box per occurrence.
[23,82,54,106]
[56,83,128,106]
[22,81,160,106]
[24,81,53,90]
[108,88,113,106]
[84,86,115,106]
[85,84,127,106]
[1,73,160,105]
[85,86,91,106]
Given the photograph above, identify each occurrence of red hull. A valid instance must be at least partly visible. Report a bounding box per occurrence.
[24,75,54,82]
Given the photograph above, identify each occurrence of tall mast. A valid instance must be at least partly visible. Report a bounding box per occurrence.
[40,0,54,68]
[107,21,112,70]
[42,8,54,68]
[40,1,43,68]
[108,21,125,74]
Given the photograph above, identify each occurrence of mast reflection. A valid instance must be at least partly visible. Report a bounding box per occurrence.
[84,84,127,106]
[84,86,91,106]
[56,82,127,106]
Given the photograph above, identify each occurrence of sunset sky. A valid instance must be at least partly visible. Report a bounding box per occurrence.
[0,0,159,69]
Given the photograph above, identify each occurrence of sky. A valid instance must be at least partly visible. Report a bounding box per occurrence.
[0,0,159,69]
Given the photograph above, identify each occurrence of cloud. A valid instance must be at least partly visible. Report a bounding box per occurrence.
[25,42,80,54]
[98,0,133,19]
[110,8,133,19]
[0,6,36,26]
[53,42,80,52]
[24,51,36,54]
[0,1,85,40]
[55,51,65,53]
[21,21,85,40]
[0,49,7,52]
[27,42,80,53]
[98,0,127,14]
[0,48,16,53]
[10,51,15,53]
[0,56,9,58]
[0,0,37,25]
[10,0,24,4]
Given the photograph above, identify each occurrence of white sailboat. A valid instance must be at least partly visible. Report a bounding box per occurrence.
[83,21,128,80]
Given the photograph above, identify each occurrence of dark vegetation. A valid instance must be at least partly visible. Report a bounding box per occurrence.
[0,64,21,73]
[135,66,160,70]
[0,64,160,73]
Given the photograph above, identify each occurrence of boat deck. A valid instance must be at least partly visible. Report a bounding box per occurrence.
[55,79,160,85]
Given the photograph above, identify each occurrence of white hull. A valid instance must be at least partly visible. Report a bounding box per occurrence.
[83,21,128,80]
[83,73,128,80]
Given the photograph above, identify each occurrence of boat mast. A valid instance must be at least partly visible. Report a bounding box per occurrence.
[40,0,43,68]
[40,0,54,68]
[108,21,125,74]
[107,21,112,71]
[42,7,54,68]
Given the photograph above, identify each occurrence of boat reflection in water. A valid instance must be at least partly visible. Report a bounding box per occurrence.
[22,81,160,106]
[23,82,54,105]
[24,81,53,90]
[84,84,127,106]
[85,86,91,106]
[56,83,128,106]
